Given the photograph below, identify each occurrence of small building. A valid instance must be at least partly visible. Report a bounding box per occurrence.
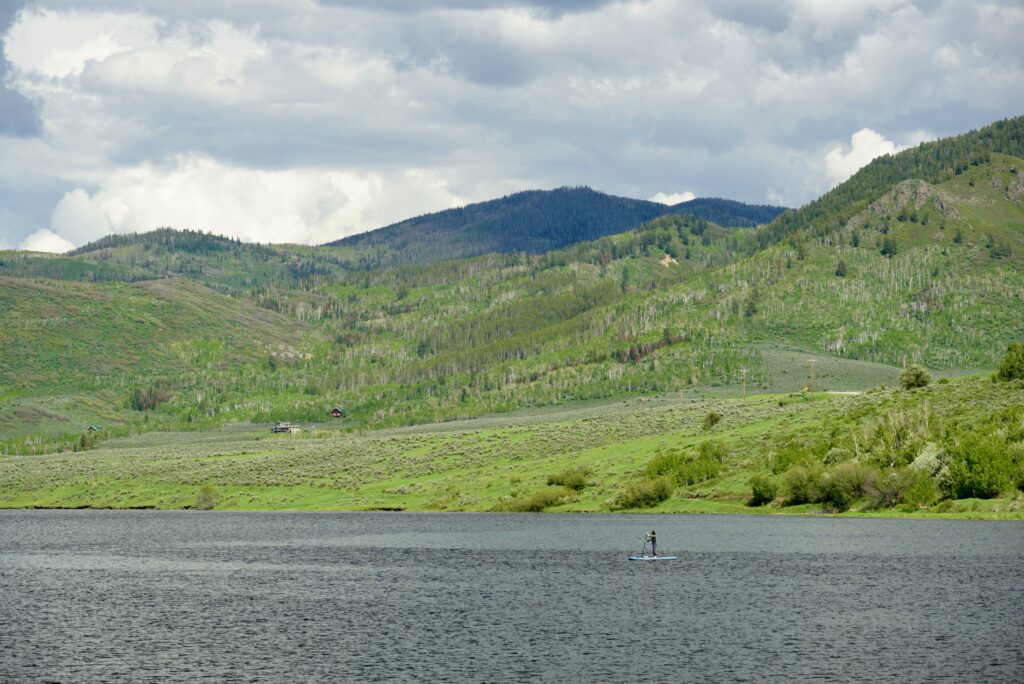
[272,422,301,434]
[330,407,345,418]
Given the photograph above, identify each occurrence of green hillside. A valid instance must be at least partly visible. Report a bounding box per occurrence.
[0,277,305,449]
[761,115,1024,246]
[326,186,783,267]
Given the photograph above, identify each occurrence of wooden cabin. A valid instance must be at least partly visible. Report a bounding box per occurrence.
[330,407,345,418]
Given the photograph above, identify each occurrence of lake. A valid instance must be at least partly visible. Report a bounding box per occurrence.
[1,511,1022,682]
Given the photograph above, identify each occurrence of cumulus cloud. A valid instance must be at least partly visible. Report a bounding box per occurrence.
[44,156,465,247]
[824,128,900,187]
[0,0,1021,248]
[18,228,75,253]
[649,191,696,205]
[51,188,112,245]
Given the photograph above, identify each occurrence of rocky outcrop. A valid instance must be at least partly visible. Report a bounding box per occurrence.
[845,179,959,230]
[1006,171,1024,203]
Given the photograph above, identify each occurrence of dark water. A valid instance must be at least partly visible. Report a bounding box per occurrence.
[1,511,1022,683]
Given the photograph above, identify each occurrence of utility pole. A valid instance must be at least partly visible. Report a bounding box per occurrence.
[807,357,815,393]
[740,367,749,396]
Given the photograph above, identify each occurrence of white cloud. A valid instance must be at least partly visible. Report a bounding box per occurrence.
[44,156,466,247]
[4,9,157,78]
[649,191,696,205]
[824,128,899,187]
[81,21,270,103]
[51,188,112,245]
[0,0,1021,248]
[18,228,75,253]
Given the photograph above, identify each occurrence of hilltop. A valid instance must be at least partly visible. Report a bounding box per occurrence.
[325,186,784,267]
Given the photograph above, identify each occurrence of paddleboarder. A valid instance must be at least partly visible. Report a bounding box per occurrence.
[646,529,657,557]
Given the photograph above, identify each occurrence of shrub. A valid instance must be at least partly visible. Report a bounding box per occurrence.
[820,461,869,512]
[1014,458,1024,493]
[698,440,729,464]
[613,477,672,509]
[995,342,1024,381]
[996,405,1024,442]
[645,450,686,478]
[769,438,827,474]
[128,386,172,411]
[73,431,98,453]
[646,445,722,486]
[547,467,591,491]
[503,487,576,512]
[944,433,1015,499]
[702,411,722,430]
[900,365,931,390]
[864,467,931,509]
[194,483,221,510]
[823,446,853,465]
[782,462,824,505]
[910,442,944,476]
[901,469,938,510]
[860,407,936,468]
[749,474,778,506]
[863,468,906,508]
[674,457,721,486]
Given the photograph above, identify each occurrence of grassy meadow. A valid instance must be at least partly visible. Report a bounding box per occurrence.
[2,374,1021,519]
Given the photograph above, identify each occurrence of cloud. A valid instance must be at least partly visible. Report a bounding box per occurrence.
[314,1,616,15]
[649,191,696,205]
[50,187,112,245]
[18,228,75,253]
[0,0,40,137]
[44,156,465,247]
[824,128,899,187]
[0,0,1021,248]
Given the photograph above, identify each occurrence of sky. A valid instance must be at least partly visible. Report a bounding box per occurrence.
[0,0,1021,252]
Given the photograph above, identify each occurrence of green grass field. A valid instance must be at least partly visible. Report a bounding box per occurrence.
[3,375,1021,519]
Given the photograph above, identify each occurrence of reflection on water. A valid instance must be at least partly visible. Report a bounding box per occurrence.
[2,511,1022,682]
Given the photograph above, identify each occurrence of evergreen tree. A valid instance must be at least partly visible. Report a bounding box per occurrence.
[995,343,1024,381]
[900,365,931,389]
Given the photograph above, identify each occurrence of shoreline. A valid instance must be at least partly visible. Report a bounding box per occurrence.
[5,502,1022,521]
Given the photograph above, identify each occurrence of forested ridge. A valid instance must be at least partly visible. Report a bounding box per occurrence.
[326,186,784,267]
[758,116,1024,247]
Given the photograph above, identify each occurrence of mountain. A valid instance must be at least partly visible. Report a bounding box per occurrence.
[325,186,784,267]
[671,196,785,227]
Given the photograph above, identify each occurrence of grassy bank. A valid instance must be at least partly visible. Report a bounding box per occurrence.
[2,375,1021,519]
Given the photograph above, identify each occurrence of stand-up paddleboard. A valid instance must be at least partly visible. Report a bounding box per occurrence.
[628,555,677,561]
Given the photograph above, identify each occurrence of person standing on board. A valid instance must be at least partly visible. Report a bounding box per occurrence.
[646,530,657,557]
